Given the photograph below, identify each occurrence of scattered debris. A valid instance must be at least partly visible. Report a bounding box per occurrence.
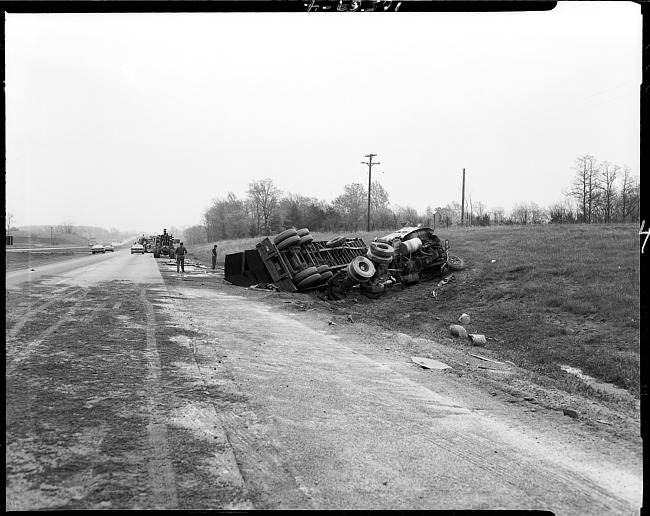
[327,320,337,325]
[449,325,468,338]
[490,259,497,263]
[469,353,505,365]
[478,366,511,373]
[347,314,355,324]
[458,313,471,325]
[411,356,451,370]
[505,360,516,367]
[596,419,612,425]
[468,334,486,346]
[562,408,579,419]
[431,290,437,298]
[438,274,454,287]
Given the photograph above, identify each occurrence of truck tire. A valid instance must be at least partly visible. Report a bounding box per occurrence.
[320,271,334,282]
[293,266,319,284]
[297,228,310,237]
[273,229,298,245]
[369,242,394,258]
[447,254,465,271]
[296,272,322,290]
[277,234,301,250]
[325,236,345,248]
[366,250,393,265]
[299,234,314,246]
[316,265,330,274]
[347,256,375,283]
[154,251,160,258]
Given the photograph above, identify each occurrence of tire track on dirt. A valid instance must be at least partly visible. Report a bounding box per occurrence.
[424,429,633,514]
[6,287,89,376]
[153,286,256,510]
[141,288,179,510]
[5,285,82,341]
[161,287,315,510]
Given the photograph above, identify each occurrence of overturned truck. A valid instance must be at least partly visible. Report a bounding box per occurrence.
[224,226,465,299]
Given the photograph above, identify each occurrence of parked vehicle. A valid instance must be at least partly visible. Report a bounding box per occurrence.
[104,243,115,252]
[152,229,175,259]
[91,244,105,254]
[144,235,156,253]
[131,242,145,254]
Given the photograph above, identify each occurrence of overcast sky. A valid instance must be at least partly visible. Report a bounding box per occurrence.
[5,2,641,234]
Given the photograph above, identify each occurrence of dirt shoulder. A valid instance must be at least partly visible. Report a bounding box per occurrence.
[217,278,640,442]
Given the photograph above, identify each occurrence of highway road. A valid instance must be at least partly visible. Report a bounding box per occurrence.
[5,251,643,512]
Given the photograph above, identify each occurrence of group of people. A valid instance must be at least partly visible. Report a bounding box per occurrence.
[172,242,218,273]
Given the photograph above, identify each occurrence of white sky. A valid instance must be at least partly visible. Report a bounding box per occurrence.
[5,2,641,233]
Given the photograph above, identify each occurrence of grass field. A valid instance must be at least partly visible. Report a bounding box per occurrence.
[187,224,640,399]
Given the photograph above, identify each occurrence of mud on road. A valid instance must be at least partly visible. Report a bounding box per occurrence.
[5,257,642,511]
[6,271,251,510]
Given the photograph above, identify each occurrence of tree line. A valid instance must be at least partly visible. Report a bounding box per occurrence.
[182,156,640,244]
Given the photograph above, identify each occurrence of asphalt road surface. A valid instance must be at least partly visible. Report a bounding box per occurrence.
[5,250,643,512]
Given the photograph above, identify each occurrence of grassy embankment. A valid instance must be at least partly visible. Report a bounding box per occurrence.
[187,224,640,399]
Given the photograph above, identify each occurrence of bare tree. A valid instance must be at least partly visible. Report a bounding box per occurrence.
[61,220,75,234]
[491,206,505,225]
[248,178,281,236]
[465,190,474,226]
[393,205,420,227]
[568,154,600,223]
[597,161,619,223]
[619,165,638,222]
[510,202,529,224]
[183,224,207,245]
[6,212,14,233]
[369,181,392,230]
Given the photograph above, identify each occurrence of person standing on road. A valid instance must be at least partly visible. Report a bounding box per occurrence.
[175,242,187,273]
[212,244,218,270]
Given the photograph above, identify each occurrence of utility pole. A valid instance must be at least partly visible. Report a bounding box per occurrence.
[461,168,466,226]
[361,153,380,232]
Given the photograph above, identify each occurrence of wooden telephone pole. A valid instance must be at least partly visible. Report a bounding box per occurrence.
[361,153,380,232]
[461,168,466,226]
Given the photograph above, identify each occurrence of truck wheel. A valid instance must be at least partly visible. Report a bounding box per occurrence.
[293,266,319,284]
[369,242,394,258]
[296,272,322,290]
[347,256,375,283]
[299,234,314,246]
[316,265,330,274]
[325,236,345,248]
[154,251,160,258]
[320,271,334,282]
[273,229,298,245]
[447,254,465,271]
[277,234,301,250]
[366,250,393,265]
[296,228,310,237]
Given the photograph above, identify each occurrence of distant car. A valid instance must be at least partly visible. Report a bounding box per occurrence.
[91,244,106,254]
[131,242,145,254]
[104,243,115,252]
